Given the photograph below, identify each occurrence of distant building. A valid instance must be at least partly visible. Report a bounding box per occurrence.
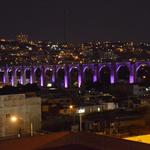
[59,102,118,115]
[16,34,28,43]
[133,85,147,97]
[0,94,41,137]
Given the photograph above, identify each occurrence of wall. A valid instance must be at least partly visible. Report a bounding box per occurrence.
[0,94,41,137]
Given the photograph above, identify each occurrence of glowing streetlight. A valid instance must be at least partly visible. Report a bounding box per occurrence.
[69,105,73,109]
[142,76,146,79]
[47,83,52,88]
[10,116,18,123]
[10,115,21,138]
[78,108,85,131]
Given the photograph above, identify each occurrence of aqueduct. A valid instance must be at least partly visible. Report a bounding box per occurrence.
[0,61,150,88]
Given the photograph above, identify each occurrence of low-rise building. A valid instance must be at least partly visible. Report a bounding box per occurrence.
[133,85,147,97]
[59,102,118,115]
[0,94,41,137]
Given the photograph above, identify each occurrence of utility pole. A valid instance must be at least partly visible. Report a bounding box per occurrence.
[30,122,33,136]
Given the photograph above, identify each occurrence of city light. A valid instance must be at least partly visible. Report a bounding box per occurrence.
[142,75,146,79]
[78,108,85,114]
[69,105,73,109]
[47,83,52,88]
[10,116,18,123]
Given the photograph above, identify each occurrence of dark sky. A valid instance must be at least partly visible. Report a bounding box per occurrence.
[0,0,150,42]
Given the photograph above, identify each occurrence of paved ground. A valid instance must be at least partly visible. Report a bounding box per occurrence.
[0,132,150,150]
[42,144,98,150]
[0,132,68,150]
[40,132,150,150]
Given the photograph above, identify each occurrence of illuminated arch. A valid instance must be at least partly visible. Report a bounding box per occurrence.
[136,63,150,83]
[84,67,94,83]
[69,66,80,73]
[136,64,150,72]
[99,65,111,83]
[116,64,130,73]
[24,68,31,84]
[116,65,130,82]
[44,68,53,86]
[34,67,42,85]
[70,67,80,88]
[56,68,65,88]
[98,65,111,73]
[34,67,41,73]
[44,67,53,73]
[7,68,13,85]
[15,67,23,84]
[0,68,5,85]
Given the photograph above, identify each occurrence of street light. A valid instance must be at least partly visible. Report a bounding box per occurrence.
[10,115,33,137]
[69,105,74,115]
[47,83,52,88]
[78,108,85,131]
[10,115,21,138]
[10,116,18,123]
[69,105,73,110]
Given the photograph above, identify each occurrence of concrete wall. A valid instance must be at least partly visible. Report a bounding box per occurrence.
[0,94,41,137]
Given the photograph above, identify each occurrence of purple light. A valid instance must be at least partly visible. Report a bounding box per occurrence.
[78,74,82,88]
[110,74,115,84]
[64,75,68,88]
[3,75,6,84]
[30,75,33,84]
[20,76,23,85]
[11,75,14,86]
[3,71,8,84]
[41,74,44,86]
[130,64,135,84]
[52,74,55,83]
[93,74,97,82]
[129,74,134,84]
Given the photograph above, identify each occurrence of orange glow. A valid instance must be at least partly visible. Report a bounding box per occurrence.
[10,116,18,123]
[124,134,150,144]
[69,105,73,109]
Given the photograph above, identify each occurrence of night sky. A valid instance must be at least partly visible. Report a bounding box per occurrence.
[0,0,150,42]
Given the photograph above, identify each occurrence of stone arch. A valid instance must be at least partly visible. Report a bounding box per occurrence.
[99,65,111,72]
[99,65,111,84]
[15,67,23,84]
[116,65,130,82]
[69,66,80,73]
[0,68,4,86]
[136,63,150,83]
[69,67,80,88]
[136,63,150,72]
[24,68,31,84]
[45,67,53,73]
[34,67,41,85]
[44,68,53,86]
[83,66,90,73]
[56,68,65,88]
[84,67,94,84]
[7,68,13,85]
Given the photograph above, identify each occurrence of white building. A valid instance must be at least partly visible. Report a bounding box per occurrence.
[60,102,118,115]
[0,94,41,137]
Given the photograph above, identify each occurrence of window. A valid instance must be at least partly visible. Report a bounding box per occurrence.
[6,114,11,118]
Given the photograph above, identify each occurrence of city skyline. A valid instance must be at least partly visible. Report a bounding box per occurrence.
[0,0,150,42]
